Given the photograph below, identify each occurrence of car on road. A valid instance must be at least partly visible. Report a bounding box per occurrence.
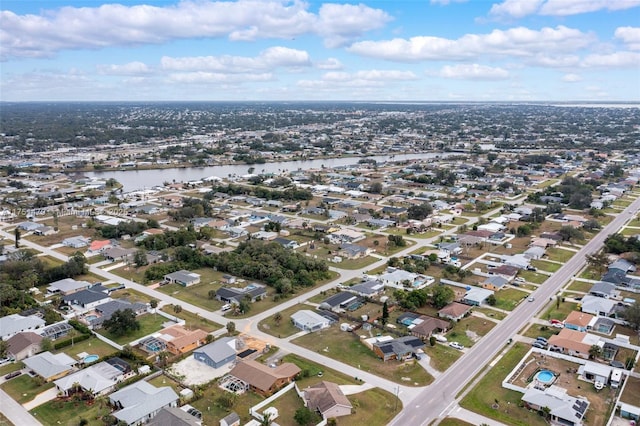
[449,342,464,350]
[527,296,535,302]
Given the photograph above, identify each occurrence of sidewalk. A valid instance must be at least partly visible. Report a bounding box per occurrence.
[23,387,58,410]
[0,389,41,426]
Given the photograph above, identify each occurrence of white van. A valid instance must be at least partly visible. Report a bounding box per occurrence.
[221,304,232,312]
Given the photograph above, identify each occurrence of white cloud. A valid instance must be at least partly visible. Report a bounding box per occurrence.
[161,47,310,73]
[615,26,640,50]
[315,58,343,70]
[526,54,581,68]
[430,0,469,5]
[348,26,593,62]
[167,72,273,84]
[540,0,640,16]
[297,69,417,90]
[581,51,640,68]
[436,64,510,80]
[316,3,392,48]
[487,0,640,19]
[97,61,152,76]
[489,0,545,19]
[0,0,390,60]
[562,73,582,82]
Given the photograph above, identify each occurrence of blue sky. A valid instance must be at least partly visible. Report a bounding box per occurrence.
[1,0,639,101]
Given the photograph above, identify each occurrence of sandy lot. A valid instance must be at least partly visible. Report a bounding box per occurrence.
[169,355,234,386]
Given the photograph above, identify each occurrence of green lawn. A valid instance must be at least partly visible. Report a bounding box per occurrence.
[517,270,548,285]
[281,354,402,426]
[333,255,380,270]
[474,308,507,320]
[566,280,593,293]
[31,398,111,426]
[0,411,13,426]
[293,328,433,386]
[460,343,547,426]
[423,343,462,372]
[495,288,528,311]
[159,306,222,332]
[543,301,579,322]
[545,248,575,263]
[265,388,322,425]
[258,305,310,338]
[54,336,118,360]
[522,323,560,340]
[1,375,54,404]
[530,259,562,273]
[97,313,168,345]
[109,288,155,304]
[156,281,224,311]
[440,418,475,426]
[0,362,23,377]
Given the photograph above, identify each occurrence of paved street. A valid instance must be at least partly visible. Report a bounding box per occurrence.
[389,196,640,425]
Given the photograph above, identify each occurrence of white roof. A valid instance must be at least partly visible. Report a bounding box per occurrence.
[291,310,329,327]
[23,351,76,379]
[0,314,45,339]
[109,381,179,425]
[55,361,122,393]
[47,278,91,293]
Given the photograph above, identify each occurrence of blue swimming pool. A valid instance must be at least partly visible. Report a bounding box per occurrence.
[84,354,99,363]
[536,370,555,384]
[85,314,98,322]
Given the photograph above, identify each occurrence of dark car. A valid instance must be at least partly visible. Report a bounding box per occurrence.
[4,371,21,380]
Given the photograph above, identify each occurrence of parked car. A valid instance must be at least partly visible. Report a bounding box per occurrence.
[536,337,548,344]
[412,353,422,360]
[515,277,525,283]
[4,371,21,380]
[552,322,564,329]
[433,334,448,343]
[550,319,563,325]
[526,265,537,271]
[449,342,464,350]
[532,342,546,349]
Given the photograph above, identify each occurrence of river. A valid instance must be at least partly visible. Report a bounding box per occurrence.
[87,152,450,192]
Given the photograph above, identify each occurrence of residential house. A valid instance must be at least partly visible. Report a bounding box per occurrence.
[17,221,42,232]
[319,292,361,312]
[490,264,520,280]
[523,246,545,260]
[215,284,267,305]
[159,325,208,355]
[273,237,298,249]
[103,247,136,262]
[148,407,201,426]
[481,276,508,291]
[23,351,76,382]
[227,360,301,396]
[609,259,636,274]
[438,302,472,322]
[303,381,352,419]
[33,226,57,236]
[580,295,618,317]
[62,236,91,248]
[372,336,425,362]
[46,278,93,296]
[378,269,418,288]
[589,282,617,299]
[291,310,333,332]
[409,317,451,340]
[88,239,112,254]
[63,285,111,310]
[6,332,42,360]
[55,360,126,396]
[521,385,588,426]
[109,381,179,425]
[0,314,46,341]
[219,412,241,426]
[564,311,595,332]
[338,243,371,260]
[617,376,640,421]
[193,337,237,368]
[461,287,494,306]
[40,323,73,341]
[548,328,602,359]
[346,280,385,297]
[87,299,148,329]
[329,229,365,244]
[578,361,613,386]
[164,270,201,287]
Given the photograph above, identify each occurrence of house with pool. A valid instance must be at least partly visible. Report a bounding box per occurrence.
[54,358,132,396]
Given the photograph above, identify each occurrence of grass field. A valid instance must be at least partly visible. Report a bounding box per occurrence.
[566,280,593,293]
[543,301,579,322]
[257,305,310,338]
[159,306,222,332]
[530,259,562,273]
[55,336,119,360]
[439,418,475,426]
[517,270,549,285]
[1,375,54,404]
[97,313,168,345]
[494,288,528,311]
[0,412,13,426]
[475,307,508,321]
[31,399,111,426]
[422,343,462,372]
[447,316,497,348]
[460,343,547,426]
[293,328,433,386]
[545,248,576,263]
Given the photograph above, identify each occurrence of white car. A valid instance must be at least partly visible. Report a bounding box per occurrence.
[449,342,464,350]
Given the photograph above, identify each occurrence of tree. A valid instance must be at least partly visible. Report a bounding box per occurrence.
[431,285,454,309]
[102,309,140,337]
[486,294,497,306]
[369,182,383,194]
[205,334,214,343]
[558,226,583,243]
[260,411,274,426]
[589,345,602,360]
[208,290,217,300]
[620,303,640,331]
[381,301,389,326]
[173,304,182,314]
[40,337,53,352]
[586,252,609,275]
[429,336,436,346]
[226,321,236,334]
[274,312,283,326]
[14,228,20,249]
[133,249,148,267]
[294,407,313,425]
[0,340,8,359]
[149,299,158,314]
[407,203,433,220]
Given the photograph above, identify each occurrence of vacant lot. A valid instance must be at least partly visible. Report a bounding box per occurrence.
[530,259,562,273]
[495,288,528,311]
[31,398,111,426]
[423,343,463,372]
[293,327,433,386]
[545,248,576,263]
[543,301,579,322]
[97,313,169,345]
[1,374,54,404]
[159,306,221,332]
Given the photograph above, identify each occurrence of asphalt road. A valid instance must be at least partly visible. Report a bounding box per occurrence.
[389,198,640,426]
